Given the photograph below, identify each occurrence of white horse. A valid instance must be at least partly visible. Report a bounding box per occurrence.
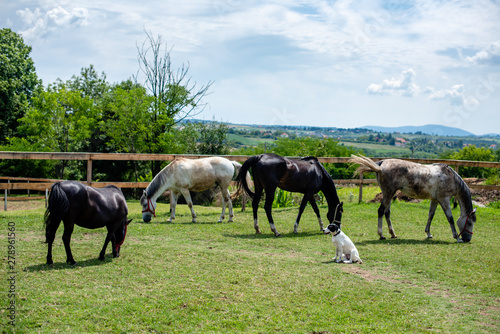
[349,155,476,243]
[140,157,241,223]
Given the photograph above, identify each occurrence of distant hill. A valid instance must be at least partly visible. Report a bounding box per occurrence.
[362,124,475,137]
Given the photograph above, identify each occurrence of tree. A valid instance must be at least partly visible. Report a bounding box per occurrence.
[66,65,110,152]
[135,31,214,174]
[195,120,230,155]
[101,80,152,154]
[18,82,98,178]
[0,28,40,142]
[67,65,108,100]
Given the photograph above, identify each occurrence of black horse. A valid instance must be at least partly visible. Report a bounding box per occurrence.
[45,181,131,265]
[236,153,343,237]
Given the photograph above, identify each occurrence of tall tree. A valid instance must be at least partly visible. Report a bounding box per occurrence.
[19,82,98,178]
[0,28,40,142]
[66,65,110,152]
[135,31,213,174]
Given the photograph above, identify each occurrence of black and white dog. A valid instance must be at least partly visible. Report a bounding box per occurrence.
[323,224,362,264]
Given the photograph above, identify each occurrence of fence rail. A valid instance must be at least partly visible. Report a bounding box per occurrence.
[2,151,499,210]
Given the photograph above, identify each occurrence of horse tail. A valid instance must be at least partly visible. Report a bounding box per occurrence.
[44,182,69,242]
[349,154,382,176]
[235,155,261,199]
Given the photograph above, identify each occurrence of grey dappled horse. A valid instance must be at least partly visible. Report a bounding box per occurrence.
[349,155,476,242]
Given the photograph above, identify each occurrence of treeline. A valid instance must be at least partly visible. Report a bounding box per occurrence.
[1,28,498,184]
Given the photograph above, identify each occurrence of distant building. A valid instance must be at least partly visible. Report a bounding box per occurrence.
[395,138,407,147]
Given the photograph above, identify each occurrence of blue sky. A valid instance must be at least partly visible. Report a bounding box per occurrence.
[2,0,500,135]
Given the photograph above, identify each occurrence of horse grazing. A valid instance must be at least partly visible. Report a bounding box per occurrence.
[141,157,241,223]
[349,155,476,243]
[45,181,131,265]
[236,153,343,237]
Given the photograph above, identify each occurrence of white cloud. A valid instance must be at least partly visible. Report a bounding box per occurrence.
[425,84,479,109]
[16,6,89,40]
[367,69,419,97]
[368,69,480,111]
[466,41,500,65]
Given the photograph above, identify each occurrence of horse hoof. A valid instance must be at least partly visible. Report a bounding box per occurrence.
[275,233,282,237]
[67,260,77,265]
[47,260,53,265]
[391,236,398,239]
[379,236,386,240]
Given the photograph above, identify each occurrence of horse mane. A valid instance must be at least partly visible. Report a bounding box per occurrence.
[451,167,473,214]
[315,160,339,200]
[145,161,174,199]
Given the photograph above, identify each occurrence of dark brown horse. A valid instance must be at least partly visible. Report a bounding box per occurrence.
[45,181,131,265]
[236,153,343,237]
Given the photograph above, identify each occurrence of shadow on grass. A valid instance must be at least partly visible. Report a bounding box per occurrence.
[23,256,114,272]
[224,230,322,240]
[137,218,228,225]
[356,237,455,246]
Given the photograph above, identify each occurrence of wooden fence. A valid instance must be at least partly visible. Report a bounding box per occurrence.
[1,151,499,210]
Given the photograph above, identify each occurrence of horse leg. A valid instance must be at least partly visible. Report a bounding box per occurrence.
[309,197,324,231]
[167,191,179,223]
[294,194,312,233]
[218,187,226,223]
[180,188,197,223]
[264,187,281,237]
[438,199,462,242]
[425,200,439,239]
[220,186,234,223]
[384,204,397,239]
[98,230,115,261]
[61,221,76,265]
[45,218,62,265]
[252,186,263,234]
[378,193,397,239]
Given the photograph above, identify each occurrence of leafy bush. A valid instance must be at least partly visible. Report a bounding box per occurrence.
[452,145,496,178]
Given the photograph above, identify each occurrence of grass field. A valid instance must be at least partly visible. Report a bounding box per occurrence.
[1,187,499,333]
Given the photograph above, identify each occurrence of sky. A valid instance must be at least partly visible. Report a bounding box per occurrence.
[2,0,500,135]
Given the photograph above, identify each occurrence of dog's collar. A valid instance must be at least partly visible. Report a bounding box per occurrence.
[332,230,341,236]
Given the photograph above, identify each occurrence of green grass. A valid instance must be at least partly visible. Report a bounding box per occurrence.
[1,190,499,333]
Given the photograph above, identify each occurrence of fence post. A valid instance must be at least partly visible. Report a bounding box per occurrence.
[45,188,49,208]
[358,172,363,203]
[87,158,93,184]
[4,189,7,211]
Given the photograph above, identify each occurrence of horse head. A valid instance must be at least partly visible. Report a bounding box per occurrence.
[327,202,343,229]
[457,208,476,243]
[113,218,132,257]
[140,190,157,222]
